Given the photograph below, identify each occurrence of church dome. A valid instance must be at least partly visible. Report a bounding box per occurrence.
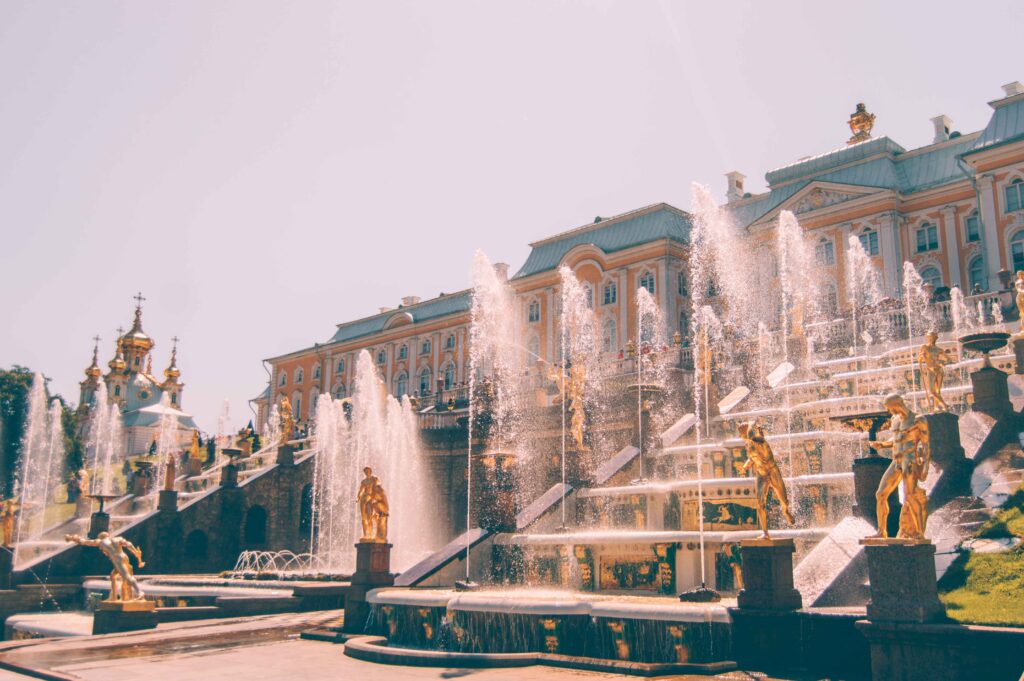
[121,307,154,351]
[107,339,126,372]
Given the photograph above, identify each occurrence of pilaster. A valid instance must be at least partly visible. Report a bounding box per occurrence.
[941,206,961,288]
[977,174,1002,290]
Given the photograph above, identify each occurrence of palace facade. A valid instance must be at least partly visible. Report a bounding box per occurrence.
[254,80,1024,430]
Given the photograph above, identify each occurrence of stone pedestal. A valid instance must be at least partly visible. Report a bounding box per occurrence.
[88,511,110,539]
[343,542,394,634]
[219,463,238,488]
[860,541,946,624]
[158,489,178,513]
[1013,337,1024,374]
[970,366,1012,416]
[852,455,900,536]
[276,444,295,466]
[75,495,92,518]
[922,412,972,500]
[737,538,802,611]
[187,457,202,477]
[0,547,13,590]
[476,453,517,532]
[92,599,157,635]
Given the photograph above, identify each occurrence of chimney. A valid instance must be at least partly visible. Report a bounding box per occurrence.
[930,115,952,144]
[1002,81,1024,98]
[493,262,510,281]
[401,296,421,307]
[725,171,746,202]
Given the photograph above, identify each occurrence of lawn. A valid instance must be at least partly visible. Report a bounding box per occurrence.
[937,484,1024,627]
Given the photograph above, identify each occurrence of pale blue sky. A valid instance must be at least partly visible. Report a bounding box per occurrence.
[1,0,1021,431]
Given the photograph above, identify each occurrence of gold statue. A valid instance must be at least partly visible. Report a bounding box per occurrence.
[189,430,201,460]
[357,467,389,542]
[163,452,176,491]
[738,421,795,539]
[0,498,22,548]
[279,397,295,445]
[918,331,950,413]
[547,362,588,451]
[865,394,931,541]
[65,532,146,601]
[1015,271,1024,334]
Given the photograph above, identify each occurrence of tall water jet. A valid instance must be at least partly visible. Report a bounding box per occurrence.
[310,392,351,570]
[949,286,974,339]
[902,262,930,409]
[264,403,282,448]
[634,286,667,482]
[846,234,884,355]
[87,382,124,497]
[217,400,231,447]
[153,393,178,491]
[13,374,63,556]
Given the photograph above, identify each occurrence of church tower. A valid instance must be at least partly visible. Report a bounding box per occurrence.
[120,293,154,374]
[105,330,128,406]
[161,337,185,408]
[77,335,103,416]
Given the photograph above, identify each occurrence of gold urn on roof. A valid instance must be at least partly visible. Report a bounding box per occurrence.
[847,102,875,145]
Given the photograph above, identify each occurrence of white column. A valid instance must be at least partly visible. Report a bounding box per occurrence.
[385,343,393,391]
[456,328,465,384]
[546,288,555,362]
[978,174,1002,290]
[660,258,671,338]
[878,213,901,295]
[940,205,961,289]
[618,269,628,347]
[432,333,440,395]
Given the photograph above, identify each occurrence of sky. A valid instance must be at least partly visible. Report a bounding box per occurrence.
[1,0,1021,432]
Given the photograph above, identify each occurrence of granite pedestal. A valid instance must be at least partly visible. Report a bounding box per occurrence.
[736,538,802,611]
[0,547,12,590]
[92,599,157,635]
[343,542,394,634]
[158,489,178,512]
[88,511,110,539]
[1013,336,1024,374]
[219,462,238,487]
[970,366,1012,416]
[852,455,901,536]
[860,541,945,623]
[276,444,295,466]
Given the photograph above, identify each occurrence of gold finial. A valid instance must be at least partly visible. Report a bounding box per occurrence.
[847,102,875,145]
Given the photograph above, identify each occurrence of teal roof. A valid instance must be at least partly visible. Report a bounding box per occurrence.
[968,95,1024,154]
[328,291,471,344]
[513,204,691,279]
[765,137,906,188]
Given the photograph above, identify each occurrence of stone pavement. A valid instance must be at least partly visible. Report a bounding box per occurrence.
[0,611,792,681]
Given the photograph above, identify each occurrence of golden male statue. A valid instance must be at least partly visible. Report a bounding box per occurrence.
[0,498,22,548]
[918,331,949,413]
[66,532,146,601]
[1016,270,1024,333]
[357,467,389,542]
[865,393,931,541]
[738,421,795,539]
[279,397,295,445]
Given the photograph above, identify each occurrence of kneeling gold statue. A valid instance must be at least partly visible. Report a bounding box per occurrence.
[66,532,146,601]
[865,393,931,542]
[357,467,389,543]
[738,421,795,539]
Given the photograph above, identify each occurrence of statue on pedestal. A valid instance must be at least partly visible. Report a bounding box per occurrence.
[865,393,931,541]
[279,397,295,445]
[918,331,950,413]
[66,532,146,601]
[738,421,795,539]
[0,498,22,548]
[357,467,389,542]
[163,452,176,491]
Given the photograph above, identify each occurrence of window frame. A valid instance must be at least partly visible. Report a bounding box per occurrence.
[639,271,655,295]
[859,230,880,256]
[1005,178,1023,213]
[915,223,939,253]
[602,282,617,305]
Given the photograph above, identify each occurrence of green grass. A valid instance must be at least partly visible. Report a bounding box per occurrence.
[938,484,1024,627]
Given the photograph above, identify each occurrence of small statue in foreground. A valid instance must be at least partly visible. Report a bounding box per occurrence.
[66,532,146,601]
[738,421,795,539]
[918,331,950,413]
[865,393,931,542]
[357,467,389,543]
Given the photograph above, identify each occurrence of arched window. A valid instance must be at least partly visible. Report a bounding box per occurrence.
[583,285,593,309]
[859,229,879,256]
[602,318,617,353]
[639,271,655,294]
[421,339,431,355]
[419,367,432,395]
[395,372,408,397]
[823,283,839,315]
[443,363,456,390]
[968,257,986,292]
[335,358,345,374]
[299,484,314,535]
[333,384,346,399]
[1005,178,1024,213]
[184,530,208,563]
[294,367,304,384]
[398,345,408,360]
[114,385,121,397]
[677,272,688,296]
[376,350,386,364]
[965,211,981,243]
[243,506,267,547]
[312,363,321,380]
[1011,230,1024,273]
[445,334,456,349]
[279,372,287,386]
[915,223,939,253]
[170,392,177,405]
[527,335,540,360]
[920,267,942,289]
[528,300,540,323]
[292,392,302,420]
[602,281,617,305]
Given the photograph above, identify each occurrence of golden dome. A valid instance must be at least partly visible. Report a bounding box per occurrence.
[164,338,181,381]
[121,307,154,351]
[108,334,126,372]
[84,336,102,378]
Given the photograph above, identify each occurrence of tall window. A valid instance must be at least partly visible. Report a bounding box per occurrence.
[294,368,304,384]
[1012,230,1024,273]
[333,384,346,399]
[915,223,939,253]
[335,358,345,374]
[859,230,880,256]
[528,300,540,322]
[312,363,321,380]
[419,368,432,395]
[421,339,431,355]
[920,267,942,289]
[965,212,981,242]
[583,285,593,309]
[602,282,617,305]
[279,372,287,387]
[444,363,456,390]
[1005,178,1024,213]
[678,272,688,296]
[293,395,302,420]
[639,271,655,294]
[395,372,408,397]
[445,334,456,349]
[398,345,408,360]
[376,350,386,364]
[815,239,835,265]
[968,257,986,292]
[602,318,616,353]
[679,312,689,339]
